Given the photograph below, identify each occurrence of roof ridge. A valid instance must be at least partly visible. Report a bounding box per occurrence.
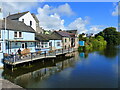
[8,11,29,17]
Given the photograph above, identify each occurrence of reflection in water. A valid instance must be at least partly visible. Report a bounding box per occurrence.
[98,46,119,58]
[2,52,79,88]
[1,46,119,88]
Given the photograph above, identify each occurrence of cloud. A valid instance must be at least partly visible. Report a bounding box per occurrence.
[53,3,74,16]
[112,2,118,16]
[36,3,74,30]
[36,3,106,34]
[1,2,111,34]
[2,2,38,17]
[67,17,90,33]
[89,25,106,34]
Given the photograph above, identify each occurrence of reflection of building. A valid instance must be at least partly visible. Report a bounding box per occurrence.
[80,53,85,58]
[2,56,78,87]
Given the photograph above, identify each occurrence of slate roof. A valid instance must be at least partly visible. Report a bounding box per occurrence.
[0,19,35,33]
[35,33,61,41]
[48,34,61,40]
[54,31,71,37]
[31,13,39,23]
[7,11,29,20]
[66,30,77,34]
[35,33,49,41]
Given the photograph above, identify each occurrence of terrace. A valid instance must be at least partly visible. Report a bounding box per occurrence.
[3,48,76,66]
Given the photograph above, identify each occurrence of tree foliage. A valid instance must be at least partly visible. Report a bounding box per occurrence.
[95,27,120,45]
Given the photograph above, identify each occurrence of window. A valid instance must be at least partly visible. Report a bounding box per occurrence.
[14,32,17,37]
[19,32,22,37]
[57,42,60,46]
[30,21,32,26]
[22,19,24,22]
[0,8,1,13]
[65,38,67,42]
[44,42,48,48]
[0,30,1,38]
[15,43,18,45]
[49,42,52,46]
[21,43,27,48]
[21,43,25,48]
[14,31,22,38]
[37,43,40,48]
[0,43,1,51]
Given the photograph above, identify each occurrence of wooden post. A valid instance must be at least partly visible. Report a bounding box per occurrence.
[13,55,15,63]
[68,48,69,53]
[62,48,63,54]
[29,62,31,66]
[55,50,56,55]
[44,51,46,57]
[31,53,32,61]
[12,65,14,72]
[52,59,55,63]
[42,60,44,64]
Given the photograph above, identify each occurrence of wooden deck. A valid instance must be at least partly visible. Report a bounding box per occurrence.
[3,48,76,66]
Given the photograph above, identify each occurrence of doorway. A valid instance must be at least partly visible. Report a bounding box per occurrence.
[21,43,27,49]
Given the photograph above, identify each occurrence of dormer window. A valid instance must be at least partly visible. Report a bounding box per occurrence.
[22,19,24,23]
[30,21,32,26]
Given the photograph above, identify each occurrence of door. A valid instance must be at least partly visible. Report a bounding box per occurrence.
[21,43,27,49]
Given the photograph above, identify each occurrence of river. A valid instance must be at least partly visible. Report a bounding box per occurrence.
[0,46,119,88]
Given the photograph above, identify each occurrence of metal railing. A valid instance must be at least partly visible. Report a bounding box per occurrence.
[3,48,75,64]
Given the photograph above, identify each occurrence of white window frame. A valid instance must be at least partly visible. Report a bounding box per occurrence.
[14,31,22,38]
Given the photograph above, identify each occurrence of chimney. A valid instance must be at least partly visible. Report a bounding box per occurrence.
[9,12,10,16]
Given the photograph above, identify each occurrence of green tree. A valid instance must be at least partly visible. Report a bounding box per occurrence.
[95,27,120,45]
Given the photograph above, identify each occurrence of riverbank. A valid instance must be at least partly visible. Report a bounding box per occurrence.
[78,36,107,52]
[0,78,24,89]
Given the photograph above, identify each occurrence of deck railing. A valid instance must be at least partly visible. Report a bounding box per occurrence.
[3,48,75,64]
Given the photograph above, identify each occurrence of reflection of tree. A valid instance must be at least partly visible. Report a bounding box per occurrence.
[78,45,118,59]
[98,46,118,58]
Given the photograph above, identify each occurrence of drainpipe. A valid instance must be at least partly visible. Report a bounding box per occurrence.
[4,17,6,54]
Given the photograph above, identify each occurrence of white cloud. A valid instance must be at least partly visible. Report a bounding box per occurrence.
[2,2,38,17]
[53,3,74,16]
[112,2,119,16]
[89,25,105,34]
[36,3,74,30]
[36,4,106,34]
[1,2,111,34]
[67,17,90,34]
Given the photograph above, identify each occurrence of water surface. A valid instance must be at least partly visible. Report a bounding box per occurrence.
[0,46,119,88]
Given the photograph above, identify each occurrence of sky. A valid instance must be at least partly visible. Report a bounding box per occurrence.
[1,2,118,34]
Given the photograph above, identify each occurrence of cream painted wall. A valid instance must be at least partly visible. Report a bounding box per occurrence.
[19,12,36,31]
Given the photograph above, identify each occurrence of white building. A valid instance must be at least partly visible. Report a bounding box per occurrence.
[7,11,44,34]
